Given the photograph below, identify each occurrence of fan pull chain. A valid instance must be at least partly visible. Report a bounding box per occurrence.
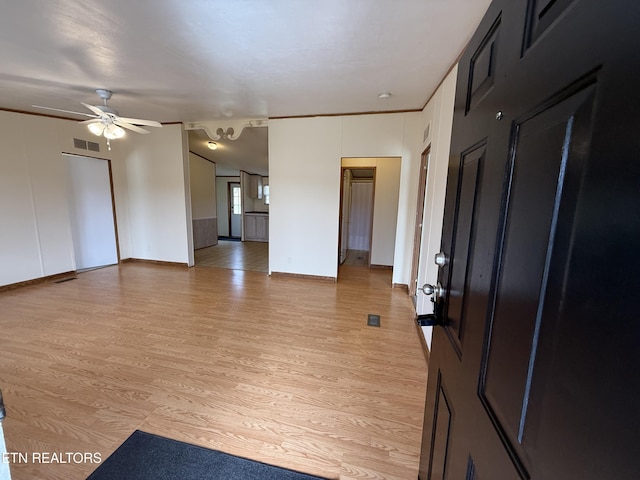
[107,138,111,151]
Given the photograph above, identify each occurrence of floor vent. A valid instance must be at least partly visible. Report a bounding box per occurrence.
[367,314,381,327]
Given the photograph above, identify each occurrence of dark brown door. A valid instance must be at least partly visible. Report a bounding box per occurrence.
[420,1,640,479]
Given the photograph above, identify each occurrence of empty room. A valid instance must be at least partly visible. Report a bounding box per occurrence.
[0,1,637,479]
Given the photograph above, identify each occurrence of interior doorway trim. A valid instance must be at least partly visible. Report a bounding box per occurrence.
[62,152,121,268]
[338,166,376,270]
[410,146,431,299]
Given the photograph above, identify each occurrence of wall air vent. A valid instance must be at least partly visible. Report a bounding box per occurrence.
[87,141,100,152]
[423,123,431,143]
[73,138,87,150]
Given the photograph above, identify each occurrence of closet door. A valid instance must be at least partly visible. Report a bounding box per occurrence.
[66,155,118,270]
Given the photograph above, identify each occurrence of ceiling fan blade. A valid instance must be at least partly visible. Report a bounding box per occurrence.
[114,120,150,134]
[32,105,97,118]
[117,117,162,128]
[79,119,103,124]
[81,102,107,117]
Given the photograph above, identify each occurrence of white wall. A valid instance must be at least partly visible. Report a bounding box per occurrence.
[416,66,459,347]
[269,116,343,278]
[269,113,420,279]
[121,124,192,265]
[0,110,127,287]
[372,159,401,266]
[189,153,216,219]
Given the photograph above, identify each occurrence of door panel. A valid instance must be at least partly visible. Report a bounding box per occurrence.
[524,0,576,50]
[420,1,640,479]
[481,80,596,466]
[466,17,501,113]
[442,142,485,356]
[426,372,452,480]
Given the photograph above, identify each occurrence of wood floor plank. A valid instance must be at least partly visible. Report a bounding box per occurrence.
[0,263,427,479]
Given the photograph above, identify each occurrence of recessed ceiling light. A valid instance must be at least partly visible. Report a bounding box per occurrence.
[207,141,218,150]
[378,92,392,99]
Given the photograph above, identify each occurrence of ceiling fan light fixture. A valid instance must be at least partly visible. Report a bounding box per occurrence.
[103,124,125,139]
[207,141,218,150]
[87,122,105,136]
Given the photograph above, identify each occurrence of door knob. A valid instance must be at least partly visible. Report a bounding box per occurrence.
[434,252,448,267]
[420,282,444,298]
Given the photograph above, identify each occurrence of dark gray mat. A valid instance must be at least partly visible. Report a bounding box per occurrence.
[87,430,329,480]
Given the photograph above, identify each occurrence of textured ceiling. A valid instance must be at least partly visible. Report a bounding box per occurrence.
[0,0,491,173]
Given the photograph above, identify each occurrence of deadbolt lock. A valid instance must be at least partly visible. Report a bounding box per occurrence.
[434,252,448,267]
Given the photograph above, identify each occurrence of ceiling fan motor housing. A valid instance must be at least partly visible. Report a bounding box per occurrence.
[94,89,119,115]
[95,89,113,101]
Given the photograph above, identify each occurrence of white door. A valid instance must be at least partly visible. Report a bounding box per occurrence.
[339,169,352,264]
[347,181,374,251]
[66,155,118,270]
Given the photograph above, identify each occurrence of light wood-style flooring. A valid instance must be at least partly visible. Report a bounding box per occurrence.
[0,263,427,480]
[343,250,369,267]
[195,240,268,272]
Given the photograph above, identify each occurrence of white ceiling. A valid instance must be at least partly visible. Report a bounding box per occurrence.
[0,0,491,174]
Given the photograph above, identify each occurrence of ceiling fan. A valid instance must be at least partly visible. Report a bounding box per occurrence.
[33,89,162,147]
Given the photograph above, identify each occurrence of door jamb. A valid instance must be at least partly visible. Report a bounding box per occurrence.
[410,146,431,297]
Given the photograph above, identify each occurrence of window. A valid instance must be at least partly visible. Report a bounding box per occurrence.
[232,186,242,214]
[263,185,270,205]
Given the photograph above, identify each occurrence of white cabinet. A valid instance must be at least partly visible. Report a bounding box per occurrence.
[244,213,268,242]
[248,175,263,199]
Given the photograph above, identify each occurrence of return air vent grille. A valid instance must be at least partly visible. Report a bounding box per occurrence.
[87,141,100,152]
[73,138,87,149]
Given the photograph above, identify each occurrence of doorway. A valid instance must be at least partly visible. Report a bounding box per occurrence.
[229,182,242,239]
[339,157,401,276]
[343,168,375,267]
[64,154,119,271]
